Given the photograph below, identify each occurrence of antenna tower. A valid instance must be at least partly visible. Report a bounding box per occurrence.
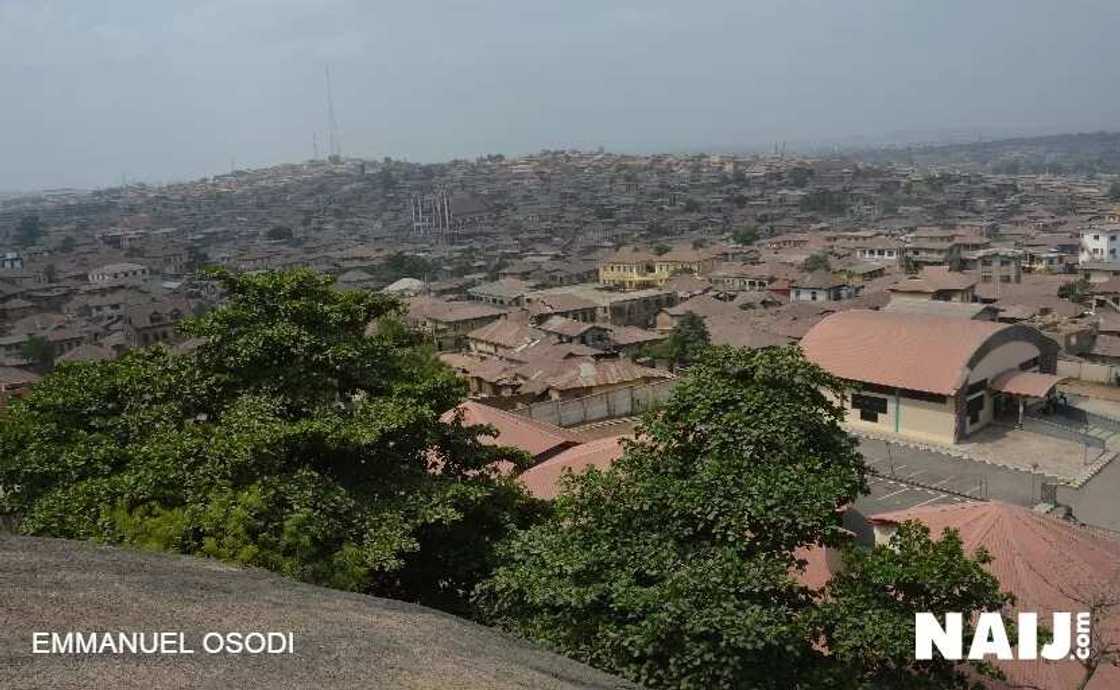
[325,66,341,162]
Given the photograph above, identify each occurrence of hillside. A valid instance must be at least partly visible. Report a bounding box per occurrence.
[0,536,635,690]
[852,130,1120,175]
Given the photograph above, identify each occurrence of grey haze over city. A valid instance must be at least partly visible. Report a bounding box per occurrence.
[2,0,1119,191]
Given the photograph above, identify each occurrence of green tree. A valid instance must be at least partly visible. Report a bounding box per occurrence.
[813,521,1013,689]
[266,225,293,241]
[479,347,1015,689]
[652,243,671,256]
[1108,181,1120,201]
[0,268,541,615]
[1059,276,1091,303]
[478,346,868,689]
[733,226,759,245]
[15,214,42,246]
[803,253,832,273]
[20,335,54,368]
[788,166,815,188]
[661,311,710,370]
[58,235,77,253]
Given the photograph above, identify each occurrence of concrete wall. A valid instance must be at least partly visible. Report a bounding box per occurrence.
[519,379,676,427]
[841,388,958,445]
[1058,358,1120,384]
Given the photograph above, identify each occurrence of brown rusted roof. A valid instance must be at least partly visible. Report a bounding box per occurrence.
[990,370,1064,398]
[800,310,1010,394]
[870,501,1120,690]
[518,435,626,499]
[890,268,977,294]
[442,401,578,460]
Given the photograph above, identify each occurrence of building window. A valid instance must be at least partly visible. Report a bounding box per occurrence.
[852,393,888,414]
[859,408,879,423]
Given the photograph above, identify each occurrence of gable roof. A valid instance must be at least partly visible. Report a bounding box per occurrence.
[442,401,578,460]
[518,435,627,499]
[870,501,1120,690]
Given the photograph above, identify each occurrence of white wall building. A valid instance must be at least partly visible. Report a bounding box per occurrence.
[1079,225,1120,264]
[88,262,149,285]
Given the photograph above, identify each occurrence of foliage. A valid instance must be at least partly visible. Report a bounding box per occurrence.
[1058,276,1091,303]
[15,214,42,246]
[0,268,542,615]
[266,224,294,241]
[654,311,710,370]
[812,521,1014,689]
[478,346,868,689]
[733,226,759,245]
[20,335,54,368]
[788,166,815,188]
[803,253,832,273]
[682,197,701,213]
[480,346,1014,688]
[1109,181,1120,201]
[652,243,671,256]
[58,235,77,253]
[374,252,437,284]
[800,190,850,215]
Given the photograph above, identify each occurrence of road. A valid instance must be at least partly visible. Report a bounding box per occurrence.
[859,438,1120,532]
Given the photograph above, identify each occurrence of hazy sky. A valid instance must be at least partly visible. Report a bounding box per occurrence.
[2,0,1119,190]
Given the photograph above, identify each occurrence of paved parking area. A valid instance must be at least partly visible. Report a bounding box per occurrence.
[857,438,1039,507]
[857,473,976,514]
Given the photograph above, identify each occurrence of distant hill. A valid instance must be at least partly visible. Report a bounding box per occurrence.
[0,536,635,690]
[851,130,1120,175]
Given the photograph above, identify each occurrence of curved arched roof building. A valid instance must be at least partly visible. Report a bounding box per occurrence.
[801,310,1061,444]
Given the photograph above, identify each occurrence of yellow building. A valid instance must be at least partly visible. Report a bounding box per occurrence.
[599,246,719,290]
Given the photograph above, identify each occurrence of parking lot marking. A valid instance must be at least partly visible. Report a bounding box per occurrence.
[878,486,913,500]
[910,494,949,509]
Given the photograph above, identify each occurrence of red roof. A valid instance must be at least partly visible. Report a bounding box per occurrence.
[801,310,1010,395]
[518,435,626,499]
[871,502,1120,690]
[990,370,1065,398]
[442,401,578,460]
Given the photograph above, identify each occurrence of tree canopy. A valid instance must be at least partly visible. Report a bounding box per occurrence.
[15,214,42,246]
[479,346,1012,689]
[20,335,54,369]
[803,252,832,273]
[478,346,868,688]
[813,521,1013,690]
[733,226,759,245]
[1059,275,1092,303]
[0,268,541,615]
[265,224,294,241]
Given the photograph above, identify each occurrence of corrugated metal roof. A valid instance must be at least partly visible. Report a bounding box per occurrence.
[800,310,1009,395]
